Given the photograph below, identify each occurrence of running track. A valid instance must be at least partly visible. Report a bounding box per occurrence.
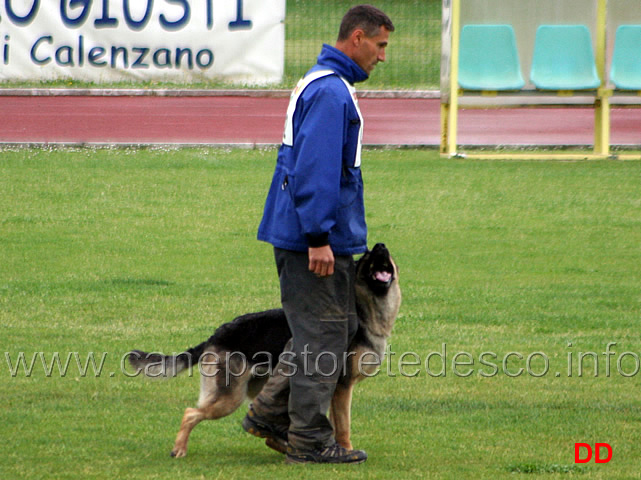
[1,93,640,147]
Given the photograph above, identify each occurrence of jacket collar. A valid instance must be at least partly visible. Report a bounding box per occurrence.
[313,44,369,85]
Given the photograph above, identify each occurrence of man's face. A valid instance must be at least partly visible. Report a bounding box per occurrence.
[352,26,391,75]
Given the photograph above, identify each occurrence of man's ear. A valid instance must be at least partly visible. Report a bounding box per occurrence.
[351,28,365,47]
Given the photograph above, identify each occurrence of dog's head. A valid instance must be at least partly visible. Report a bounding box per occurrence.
[355,243,399,297]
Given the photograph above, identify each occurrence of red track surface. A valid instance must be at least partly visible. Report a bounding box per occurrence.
[0,95,639,147]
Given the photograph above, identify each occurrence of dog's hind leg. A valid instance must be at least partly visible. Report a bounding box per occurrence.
[171,406,210,458]
[170,359,251,458]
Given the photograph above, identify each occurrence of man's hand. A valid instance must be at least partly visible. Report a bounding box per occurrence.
[308,245,335,277]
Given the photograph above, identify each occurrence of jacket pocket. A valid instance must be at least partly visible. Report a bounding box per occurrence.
[338,167,360,209]
[343,117,361,167]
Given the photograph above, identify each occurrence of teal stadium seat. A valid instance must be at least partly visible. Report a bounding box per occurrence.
[458,24,525,90]
[530,25,601,90]
[610,25,641,90]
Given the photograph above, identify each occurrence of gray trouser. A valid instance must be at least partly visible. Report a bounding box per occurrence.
[252,247,358,450]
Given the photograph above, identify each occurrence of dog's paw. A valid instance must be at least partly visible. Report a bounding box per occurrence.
[336,438,353,450]
[170,448,187,458]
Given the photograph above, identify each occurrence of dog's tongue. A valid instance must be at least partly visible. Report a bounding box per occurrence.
[375,271,392,283]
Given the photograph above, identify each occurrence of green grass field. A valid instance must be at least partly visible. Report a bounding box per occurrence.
[2,147,640,479]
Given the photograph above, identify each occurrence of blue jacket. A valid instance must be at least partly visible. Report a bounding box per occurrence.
[257,45,369,255]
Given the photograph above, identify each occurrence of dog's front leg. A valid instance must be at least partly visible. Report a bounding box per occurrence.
[330,382,354,450]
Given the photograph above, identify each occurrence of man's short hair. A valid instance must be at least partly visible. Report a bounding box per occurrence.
[337,4,395,41]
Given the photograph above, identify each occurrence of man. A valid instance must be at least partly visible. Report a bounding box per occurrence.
[244,5,394,464]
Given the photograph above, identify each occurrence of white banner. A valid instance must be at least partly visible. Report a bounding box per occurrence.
[0,0,285,84]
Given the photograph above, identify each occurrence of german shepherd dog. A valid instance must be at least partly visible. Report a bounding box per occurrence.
[129,243,401,458]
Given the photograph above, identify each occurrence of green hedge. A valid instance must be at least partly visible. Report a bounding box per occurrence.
[285,0,441,89]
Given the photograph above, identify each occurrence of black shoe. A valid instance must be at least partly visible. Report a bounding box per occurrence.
[286,442,368,464]
[242,405,289,454]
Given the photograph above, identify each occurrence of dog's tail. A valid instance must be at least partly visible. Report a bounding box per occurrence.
[128,339,209,378]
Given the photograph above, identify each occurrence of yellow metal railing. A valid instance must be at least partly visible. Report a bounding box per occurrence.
[440,0,639,160]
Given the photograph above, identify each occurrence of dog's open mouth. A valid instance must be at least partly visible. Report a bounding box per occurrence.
[370,261,394,288]
[373,270,393,284]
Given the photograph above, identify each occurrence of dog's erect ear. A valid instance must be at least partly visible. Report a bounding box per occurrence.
[355,250,369,273]
[357,248,370,262]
